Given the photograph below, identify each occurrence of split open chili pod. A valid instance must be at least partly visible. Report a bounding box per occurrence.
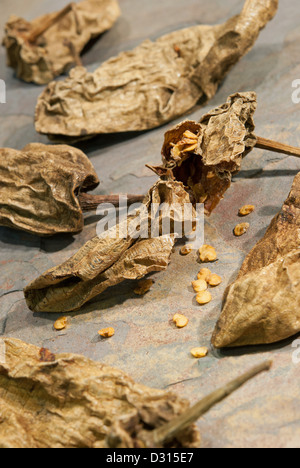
[149,91,300,215]
[150,92,257,215]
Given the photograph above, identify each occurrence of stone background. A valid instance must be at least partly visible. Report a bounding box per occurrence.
[0,0,299,448]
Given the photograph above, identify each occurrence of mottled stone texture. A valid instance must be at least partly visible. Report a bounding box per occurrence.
[0,0,299,448]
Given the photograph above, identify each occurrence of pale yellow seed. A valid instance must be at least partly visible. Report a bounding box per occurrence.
[182,138,198,145]
[54,316,67,331]
[197,268,211,281]
[207,274,222,287]
[171,145,181,159]
[196,290,212,305]
[98,327,115,338]
[183,143,198,153]
[239,205,255,216]
[234,223,250,237]
[196,291,212,305]
[180,244,193,256]
[134,279,154,295]
[183,130,198,140]
[173,314,189,329]
[190,347,208,359]
[192,279,207,293]
[199,245,217,262]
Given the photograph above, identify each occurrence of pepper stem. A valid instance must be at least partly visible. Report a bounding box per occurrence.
[147,360,272,447]
[256,136,300,158]
[26,3,75,43]
[78,192,145,212]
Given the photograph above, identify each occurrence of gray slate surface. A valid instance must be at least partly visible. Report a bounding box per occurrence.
[0,0,300,448]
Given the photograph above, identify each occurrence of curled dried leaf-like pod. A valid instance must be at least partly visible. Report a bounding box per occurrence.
[212,172,300,348]
[34,0,278,140]
[0,143,99,236]
[0,339,271,448]
[151,92,257,215]
[24,180,195,312]
[0,338,200,448]
[3,0,121,84]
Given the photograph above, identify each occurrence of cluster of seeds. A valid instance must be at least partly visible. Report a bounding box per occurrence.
[193,246,222,306]
[170,130,198,161]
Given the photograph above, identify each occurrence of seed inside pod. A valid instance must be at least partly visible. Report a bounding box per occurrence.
[192,279,208,293]
[196,291,212,305]
[54,316,67,331]
[239,205,255,216]
[190,347,208,358]
[173,314,189,328]
[199,245,217,262]
[98,327,115,338]
[234,223,250,237]
[207,274,222,287]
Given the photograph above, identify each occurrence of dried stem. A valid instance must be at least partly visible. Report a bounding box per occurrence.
[78,192,145,211]
[26,3,74,43]
[147,360,272,447]
[64,40,83,67]
[256,136,300,158]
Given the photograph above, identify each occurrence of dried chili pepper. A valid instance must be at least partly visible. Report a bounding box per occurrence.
[212,172,300,348]
[0,143,143,236]
[24,179,192,311]
[34,0,278,140]
[0,337,271,448]
[24,92,300,312]
[149,92,300,214]
[2,0,121,85]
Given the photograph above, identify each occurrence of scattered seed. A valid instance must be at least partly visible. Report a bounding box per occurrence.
[199,245,217,262]
[54,316,67,331]
[196,290,212,305]
[234,223,250,237]
[190,347,208,359]
[98,327,115,338]
[180,244,193,256]
[239,205,255,216]
[173,314,189,328]
[207,273,222,287]
[197,268,211,281]
[192,279,207,293]
[134,279,154,295]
